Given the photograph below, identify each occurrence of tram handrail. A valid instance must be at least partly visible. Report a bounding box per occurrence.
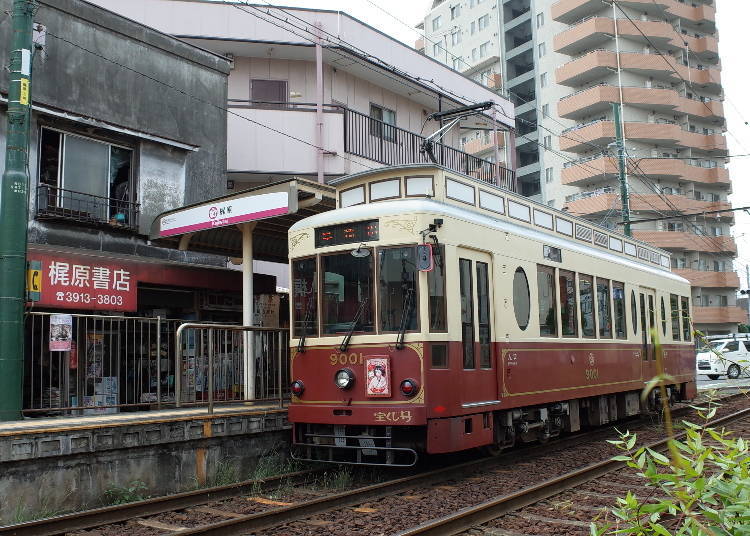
[174,323,290,413]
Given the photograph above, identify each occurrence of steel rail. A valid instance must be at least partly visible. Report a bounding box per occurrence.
[0,469,319,536]
[395,406,750,536]
[156,399,733,536]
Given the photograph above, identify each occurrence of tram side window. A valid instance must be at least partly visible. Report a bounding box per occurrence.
[537,265,557,337]
[631,290,638,336]
[640,293,648,361]
[660,297,667,337]
[612,282,626,339]
[459,258,475,368]
[292,257,318,338]
[670,294,680,341]
[428,246,447,332]
[559,270,577,337]
[513,267,530,331]
[378,247,418,332]
[680,296,692,341]
[648,295,655,350]
[321,253,374,334]
[477,262,492,368]
[579,274,595,338]
[596,278,612,339]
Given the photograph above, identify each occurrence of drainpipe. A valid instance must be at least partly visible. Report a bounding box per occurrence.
[315,22,325,184]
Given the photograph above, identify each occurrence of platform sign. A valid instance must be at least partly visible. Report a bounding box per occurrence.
[159,191,289,237]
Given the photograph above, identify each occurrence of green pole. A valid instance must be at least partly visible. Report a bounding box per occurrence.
[612,102,632,237]
[0,0,36,421]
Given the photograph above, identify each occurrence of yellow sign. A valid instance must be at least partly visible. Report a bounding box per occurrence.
[19,78,29,105]
[27,268,41,292]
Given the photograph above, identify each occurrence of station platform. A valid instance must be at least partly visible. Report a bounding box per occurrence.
[0,404,290,523]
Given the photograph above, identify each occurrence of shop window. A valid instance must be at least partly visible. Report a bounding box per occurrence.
[597,278,612,339]
[428,246,447,332]
[537,265,557,337]
[370,103,397,142]
[378,247,418,332]
[38,127,135,228]
[559,270,577,337]
[670,294,680,341]
[513,267,530,330]
[579,274,595,338]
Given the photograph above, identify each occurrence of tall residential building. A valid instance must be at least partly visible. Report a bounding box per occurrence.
[550,0,743,334]
[421,0,744,334]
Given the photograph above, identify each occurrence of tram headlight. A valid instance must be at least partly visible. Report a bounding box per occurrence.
[291,380,305,397]
[400,379,418,397]
[334,369,355,390]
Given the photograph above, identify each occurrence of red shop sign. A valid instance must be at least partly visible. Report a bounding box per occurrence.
[33,256,137,312]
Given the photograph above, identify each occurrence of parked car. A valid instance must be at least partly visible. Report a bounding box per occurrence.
[696,335,750,380]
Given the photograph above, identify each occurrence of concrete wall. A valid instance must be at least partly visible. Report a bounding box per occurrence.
[0,411,289,521]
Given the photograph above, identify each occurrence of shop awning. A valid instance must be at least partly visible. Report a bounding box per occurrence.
[149,178,336,262]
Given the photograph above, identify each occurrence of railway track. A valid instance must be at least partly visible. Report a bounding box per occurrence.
[2,393,745,536]
[398,405,750,536]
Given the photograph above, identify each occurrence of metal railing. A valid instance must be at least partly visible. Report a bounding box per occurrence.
[23,314,291,417]
[36,185,140,232]
[344,108,517,192]
[23,312,180,416]
[174,323,290,414]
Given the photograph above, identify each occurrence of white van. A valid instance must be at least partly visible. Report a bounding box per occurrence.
[696,335,750,380]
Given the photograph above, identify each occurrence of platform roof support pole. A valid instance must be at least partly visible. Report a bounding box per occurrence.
[241,222,257,401]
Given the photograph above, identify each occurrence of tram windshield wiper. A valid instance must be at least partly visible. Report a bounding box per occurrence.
[339,297,369,352]
[395,288,414,350]
[297,296,316,354]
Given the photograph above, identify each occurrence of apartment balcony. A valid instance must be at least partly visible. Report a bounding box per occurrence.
[35,185,140,232]
[565,192,731,217]
[681,33,719,62]
[227,103,516,191]
[555,51,722,92]
[692,306,748,325]
[553,0,716,28]
[559,120,727,154]
[463,132,505,156]
[558,85,724,122]
[554,18,676,56]
[632,231,737,254]
[674,269,740,289]
[561,155,730,186]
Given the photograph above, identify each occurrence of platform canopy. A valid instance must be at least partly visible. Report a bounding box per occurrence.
[149,178,336,262]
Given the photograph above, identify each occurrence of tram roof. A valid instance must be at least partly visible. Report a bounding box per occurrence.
[148,178,336,261]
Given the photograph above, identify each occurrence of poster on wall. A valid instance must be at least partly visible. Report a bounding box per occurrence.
[49,314,72,352]
[365,356,390,397]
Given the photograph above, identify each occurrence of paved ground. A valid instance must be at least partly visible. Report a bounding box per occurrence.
[697,375,750,393]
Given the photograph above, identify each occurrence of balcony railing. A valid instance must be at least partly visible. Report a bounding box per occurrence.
[36,185,140,232]
[344,108,517,192]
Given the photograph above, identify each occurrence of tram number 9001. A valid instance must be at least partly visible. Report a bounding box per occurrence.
[585,368,599,381]
[330,352,364,366]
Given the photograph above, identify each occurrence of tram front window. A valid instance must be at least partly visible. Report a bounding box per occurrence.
[378,247,418,332]
[322,253,374,334]
[292,257,318,338]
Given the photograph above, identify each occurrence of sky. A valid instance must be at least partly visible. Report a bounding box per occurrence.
[226,0,750,289]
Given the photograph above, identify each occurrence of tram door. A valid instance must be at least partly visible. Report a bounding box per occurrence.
[456,249,495,403]
[639,287,657,364]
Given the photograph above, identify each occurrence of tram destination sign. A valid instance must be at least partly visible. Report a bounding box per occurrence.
[315,220,379,247]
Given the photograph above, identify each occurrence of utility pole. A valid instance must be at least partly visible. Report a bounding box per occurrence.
[0,0,36,421]
[612,102,631,237]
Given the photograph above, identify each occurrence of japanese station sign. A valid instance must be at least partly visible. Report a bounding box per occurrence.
[36,257,136,312]
[158,191,289,237]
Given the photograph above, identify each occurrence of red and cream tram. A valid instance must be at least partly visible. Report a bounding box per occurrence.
[287,164,696,466]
